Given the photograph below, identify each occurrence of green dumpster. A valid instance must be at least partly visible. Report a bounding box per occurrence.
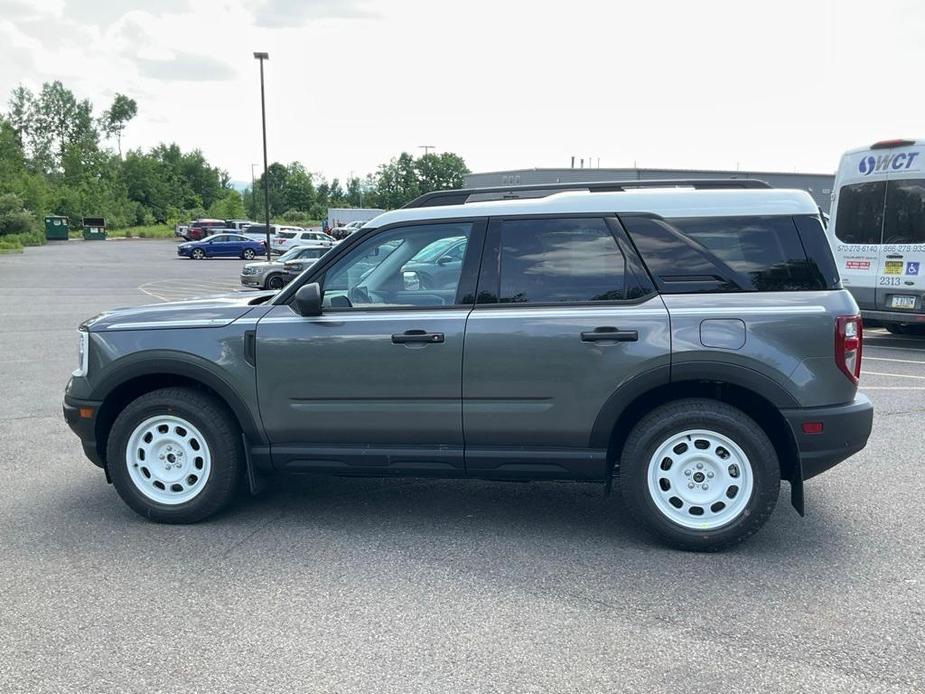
[82,217,106,241]
[44,215,69,241]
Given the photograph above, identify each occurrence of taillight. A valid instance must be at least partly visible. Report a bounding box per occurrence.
[835,315,862,384]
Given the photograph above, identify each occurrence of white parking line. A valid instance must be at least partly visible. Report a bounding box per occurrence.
[864,344,925,354]
[864,356,925,365]
[862,387,925,390]
[862,371,925,380]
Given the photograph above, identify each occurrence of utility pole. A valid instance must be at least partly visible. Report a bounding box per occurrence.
[419,145,436,156]
[253,52,272,261]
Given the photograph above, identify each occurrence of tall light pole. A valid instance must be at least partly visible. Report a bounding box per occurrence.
[250,163,257,218]
[253,52,271,261]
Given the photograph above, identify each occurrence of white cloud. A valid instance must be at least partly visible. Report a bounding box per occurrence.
[0,0,923,184]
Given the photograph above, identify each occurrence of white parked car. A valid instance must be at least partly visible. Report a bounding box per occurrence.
[272,229,336,254]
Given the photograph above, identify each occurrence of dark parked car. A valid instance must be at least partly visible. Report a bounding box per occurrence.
[177,233,266,260]
[185,219,226,241]
[64,180,872,551]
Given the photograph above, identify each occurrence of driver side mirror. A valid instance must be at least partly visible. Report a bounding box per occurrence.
[293,282,323,317]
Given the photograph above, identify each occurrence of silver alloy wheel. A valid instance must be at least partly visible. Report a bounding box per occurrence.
[243,249,255,259]
[646,429,754,530]
[191,248,204,259]
[125,415,212,505]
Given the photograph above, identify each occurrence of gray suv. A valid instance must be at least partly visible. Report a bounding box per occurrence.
[63,180,873,550]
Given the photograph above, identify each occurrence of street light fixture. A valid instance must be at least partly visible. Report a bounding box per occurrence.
[253,51,271,261]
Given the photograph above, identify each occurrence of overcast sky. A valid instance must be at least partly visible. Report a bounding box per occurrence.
[1,0,922,183]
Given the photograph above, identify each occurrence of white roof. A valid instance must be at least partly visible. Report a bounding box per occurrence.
[368,188,819,228]
[839,139,924,156]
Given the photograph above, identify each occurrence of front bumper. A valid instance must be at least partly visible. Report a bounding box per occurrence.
[781,394,874,481]
[63,396,104,468]
[240,275,263,288]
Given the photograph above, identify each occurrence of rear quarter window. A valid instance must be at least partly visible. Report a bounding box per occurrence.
[622,215,835,293]
[834,181,885,244]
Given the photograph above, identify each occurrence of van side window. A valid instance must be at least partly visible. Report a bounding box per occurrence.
[883,178,925,244]
[623,215,831,293]
[494,218,626,303]
[834,181,886,244]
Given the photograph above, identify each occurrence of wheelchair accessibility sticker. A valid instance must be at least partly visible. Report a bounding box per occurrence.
[907,261,920,276]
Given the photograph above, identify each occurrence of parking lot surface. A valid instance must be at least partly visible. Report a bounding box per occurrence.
[1,239,924,693]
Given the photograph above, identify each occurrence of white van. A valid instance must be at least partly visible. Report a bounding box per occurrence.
[829,139,925,334]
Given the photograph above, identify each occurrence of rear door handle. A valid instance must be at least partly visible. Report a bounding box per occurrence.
[392,329,445,344]
[580,327,638,342]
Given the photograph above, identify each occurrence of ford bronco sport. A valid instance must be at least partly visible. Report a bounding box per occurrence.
[63,180,873,550]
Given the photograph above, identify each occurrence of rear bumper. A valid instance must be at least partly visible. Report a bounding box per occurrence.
[781,394,873,480]
[861,309,925,324]
[63,396,104,468]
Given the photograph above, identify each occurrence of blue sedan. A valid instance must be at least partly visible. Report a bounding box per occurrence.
[177,233,266,260]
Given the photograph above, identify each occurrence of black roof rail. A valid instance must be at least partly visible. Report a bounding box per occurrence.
[402,178,773,209]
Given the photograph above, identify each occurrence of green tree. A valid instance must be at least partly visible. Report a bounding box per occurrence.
[345,176,363,207]
[283,162,314,212]
[27,81,99,174]
[100,94,137,157]
[415,152,469,192]
[208,189,245,220]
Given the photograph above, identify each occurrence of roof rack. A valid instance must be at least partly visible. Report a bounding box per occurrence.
[402,178,773,209]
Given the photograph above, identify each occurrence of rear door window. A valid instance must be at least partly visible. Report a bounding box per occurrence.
[488,217,626,303]
[834,181,886,244]
[622,215,832,292]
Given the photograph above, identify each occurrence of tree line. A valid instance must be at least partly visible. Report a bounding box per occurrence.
[0,80,469,240]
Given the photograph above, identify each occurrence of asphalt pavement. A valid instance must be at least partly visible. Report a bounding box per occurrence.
[1,239,923,693]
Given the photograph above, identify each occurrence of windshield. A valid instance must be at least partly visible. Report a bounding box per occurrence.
[277,231,296,239]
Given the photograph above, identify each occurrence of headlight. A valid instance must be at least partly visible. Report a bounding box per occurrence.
[74,329,89,377]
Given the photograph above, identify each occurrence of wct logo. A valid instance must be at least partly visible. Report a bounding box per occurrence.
[858,151,920,175]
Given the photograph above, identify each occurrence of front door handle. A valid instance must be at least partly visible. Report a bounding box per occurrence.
[580,327,638,342]
[392,329,445,344]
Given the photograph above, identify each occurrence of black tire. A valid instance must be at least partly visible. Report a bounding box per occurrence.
[191,248,204,260]
[266,274,285,290]
[618,398,780,551]
[242,248,256,260]
[885,323,907,335]
[106,387,243,523]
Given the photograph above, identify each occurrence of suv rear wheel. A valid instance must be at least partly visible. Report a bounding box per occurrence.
[106,387,243,523]
[619,399,780,551]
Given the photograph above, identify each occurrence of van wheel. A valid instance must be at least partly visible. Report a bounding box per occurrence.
[106,387,243,523]
[618,399,780,551]
[885,323,906,335]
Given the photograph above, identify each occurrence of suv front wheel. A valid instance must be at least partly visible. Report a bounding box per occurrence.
[619,399,780,551]
[106,387,243,523]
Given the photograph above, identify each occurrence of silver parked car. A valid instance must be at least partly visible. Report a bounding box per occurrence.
[240,244,329,290]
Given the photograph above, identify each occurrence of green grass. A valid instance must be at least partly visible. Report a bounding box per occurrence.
[110,224,176,239]
[0,229,46,252]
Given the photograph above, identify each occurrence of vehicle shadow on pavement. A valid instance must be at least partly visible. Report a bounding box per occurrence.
[56,471,849,567]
